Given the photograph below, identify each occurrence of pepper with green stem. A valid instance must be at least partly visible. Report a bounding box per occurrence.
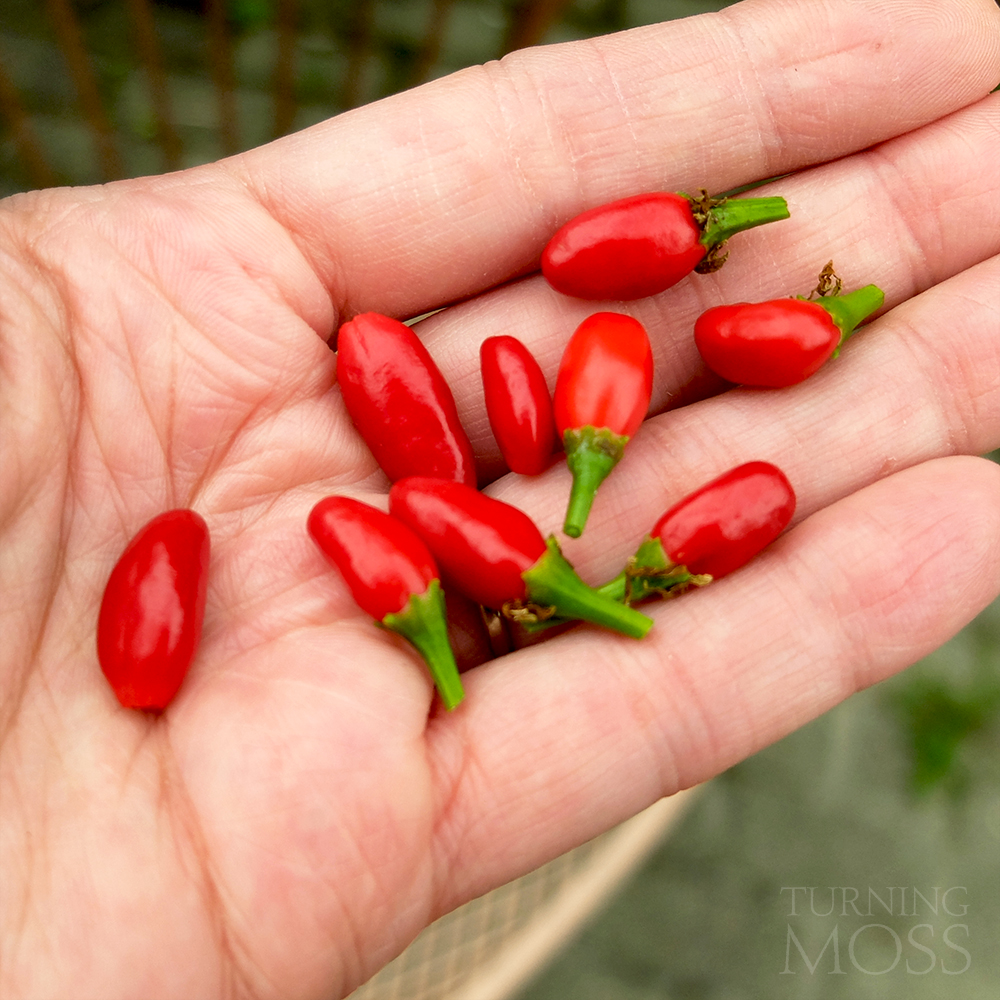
[554,312,654,538]
[541,189,790,300]
[523,461,796,636]
[389,476,653,639]
[308,495,465,710]
[694,262,885,387]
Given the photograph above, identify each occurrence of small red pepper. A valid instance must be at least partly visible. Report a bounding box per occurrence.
[694,264,885,387]
[389,477,653,638]
[600,462,796,604]
[337,312,476,485]
[308,495,464,710]
[97,509,210,712]
[650,461,796,577]
[480,335,557,475]
[541,190,790,301]
[553,312,653,538]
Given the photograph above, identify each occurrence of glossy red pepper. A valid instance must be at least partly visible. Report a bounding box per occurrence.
[480,335,557,475]
[553,312,653,538]
[600,462,796,604]
[694,266,884,388]
[308,495,464,710]
[97,509,210,711]
[651,461,796,577]
[541,191,790,301]
[389,477,652,638]
[337,312,476,485]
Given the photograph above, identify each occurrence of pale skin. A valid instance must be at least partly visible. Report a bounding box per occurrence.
[2,0,1000,996]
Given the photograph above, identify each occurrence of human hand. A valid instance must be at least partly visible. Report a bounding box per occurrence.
[1,0,999,996]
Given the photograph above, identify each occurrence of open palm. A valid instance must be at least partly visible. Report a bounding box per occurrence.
[3,1,1000,997]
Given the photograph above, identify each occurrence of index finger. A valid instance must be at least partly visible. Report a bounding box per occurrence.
[227,0,1000,320]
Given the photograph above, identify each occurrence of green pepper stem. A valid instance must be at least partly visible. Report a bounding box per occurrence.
[382,580,464,710]
[522,537,653,639]
[597,537,662,604]
[699,196,790,249]
[562,426,628,539]
[812,284,885,342]
[597,536,709,605]
[596,571,628,603]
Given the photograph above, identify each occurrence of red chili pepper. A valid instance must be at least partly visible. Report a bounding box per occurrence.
[97,509,210,712]
[389,477,653,638]
[599,462,796,604]
[480,335,557,475]
[541,190,790,301]
[337,312,476,485]
[553,312,653,538]
[308,495,464,710]
[694,264,885,387]
[651,461,796,577]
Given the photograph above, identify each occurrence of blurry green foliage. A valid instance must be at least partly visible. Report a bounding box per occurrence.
[891,676,1000,796]
[888,556,1000,799]
[227,0,273,34]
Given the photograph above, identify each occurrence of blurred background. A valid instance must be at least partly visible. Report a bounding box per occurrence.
[2,2,998,998]
[0,0,750,196]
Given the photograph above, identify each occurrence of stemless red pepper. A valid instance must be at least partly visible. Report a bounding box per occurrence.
[337,312,476,485]
[97,509,210,712]
[308,495,464,710]
[600,462,796,604]
[541,190,790,301]
[694,265,885,387]
[480,335,557,475]
[389,477,652,638]
[553,312,653,538]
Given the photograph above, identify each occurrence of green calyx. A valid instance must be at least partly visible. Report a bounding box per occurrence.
[597,536,712,605]
[684,190,790,274]
[382,579,464,710]
[562,425,629,539]
[514,536,653,639]
[809,284,885,354]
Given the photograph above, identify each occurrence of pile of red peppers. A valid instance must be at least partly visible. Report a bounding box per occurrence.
[96,186,885,713]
